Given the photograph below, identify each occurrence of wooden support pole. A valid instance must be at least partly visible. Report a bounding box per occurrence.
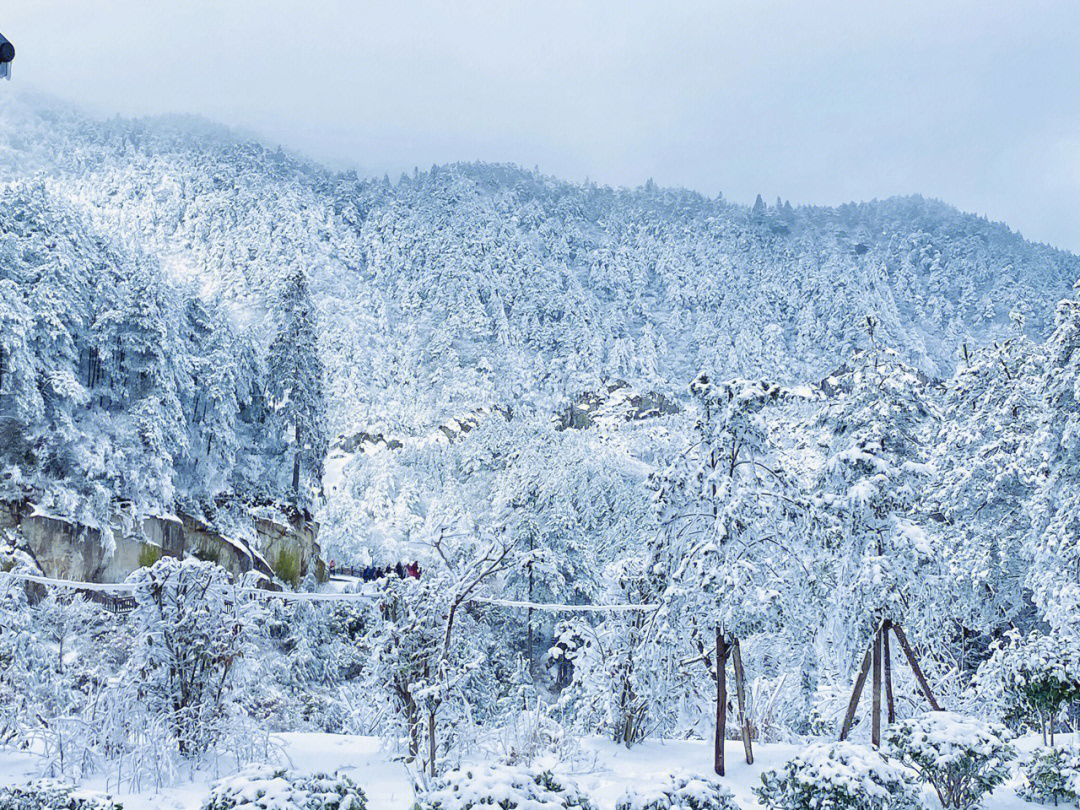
[732,638,754,765]
[840,638,874,740]
[871,625,882,748]
[883,619,896,725]
[892,623,942,711]
[715,629,729,776]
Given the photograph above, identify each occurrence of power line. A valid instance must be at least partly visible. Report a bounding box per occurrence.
[0,570,661,612]
[472,596,659,613]
[2,571,136,593]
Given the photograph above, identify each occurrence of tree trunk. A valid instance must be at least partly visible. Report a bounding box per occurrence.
[408,707,419,758]
[883,620,896,725]
[292,424,302,494]
[527,536,535,678]
[715,629,728,776]
[840,639,874,740]
[428,706,437,778]
[871,625,882,748]
[732,638,754,764]
[892,623,942,711]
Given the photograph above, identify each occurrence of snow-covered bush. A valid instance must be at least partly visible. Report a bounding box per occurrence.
[1017,746,1080,806]
[255,598,368,734]
[556,556,673,747]
[0,780,122,810]
[976,630,1080,745]
[0,570,36,744]
[481,700,580,769]
[885,711,1014,809]
[200,765,367,810]
[417,764,592,810]
[616,774,738,810]
[123,557,262,758]
[754,741,921,810]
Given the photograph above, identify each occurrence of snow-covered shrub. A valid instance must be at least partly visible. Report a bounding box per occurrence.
[0,570,35,744]
[885,711,1014,809]
[1017,746,1080,806]
[754,741,921,810]
[616,774,738,810]
[484,701,577,768]
[123,557,262,758]
[556,556,671,747]
[24,592,121,779]
[200,765,367,810]
[417,764,592,810]
[253,597,367,734]
[0,780,122,810]
[975,630,1080,745]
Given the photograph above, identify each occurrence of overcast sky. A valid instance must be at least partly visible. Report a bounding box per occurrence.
[7,1,1080,251]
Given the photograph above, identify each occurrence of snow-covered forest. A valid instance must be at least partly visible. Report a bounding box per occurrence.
[4,94,1080,809]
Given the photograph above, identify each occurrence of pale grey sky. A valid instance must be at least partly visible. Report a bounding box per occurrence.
[7,1,1080,250]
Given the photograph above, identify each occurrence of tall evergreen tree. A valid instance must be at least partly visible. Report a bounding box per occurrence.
[812,343,940,670]
[267,266,327,507]
[1028,295,1080,630]
[930,323,1042,639]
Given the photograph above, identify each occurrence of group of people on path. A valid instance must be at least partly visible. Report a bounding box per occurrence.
[328,560,421,581]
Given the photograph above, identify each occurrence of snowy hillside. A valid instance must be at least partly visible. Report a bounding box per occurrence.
[0,93,1076,441]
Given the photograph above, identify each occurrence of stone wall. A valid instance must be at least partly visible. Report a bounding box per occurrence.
[1,501,324,585]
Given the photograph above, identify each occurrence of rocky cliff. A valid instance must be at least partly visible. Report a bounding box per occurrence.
[0,500,324,586]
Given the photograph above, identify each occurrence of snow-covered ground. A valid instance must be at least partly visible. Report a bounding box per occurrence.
[0,733,1048,809]
[0,734,410,810]
[568,737,1034,810]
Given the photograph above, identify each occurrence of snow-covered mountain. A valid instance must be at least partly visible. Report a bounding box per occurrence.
[2,95,1076,435]
[1,93,1078,537]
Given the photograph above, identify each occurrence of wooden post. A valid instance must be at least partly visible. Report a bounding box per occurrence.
[732,638,754,765]
[892,623,942,711]
[715,630,729,776]
[883,620,896,725]
[840,638,874,741]
[871,625,882,748]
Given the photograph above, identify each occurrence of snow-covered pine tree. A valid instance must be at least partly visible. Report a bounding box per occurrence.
[929,316,1043,645]
[91,254,187,515]
[1028,292,1080,631]
[178,295,241,500]
[266,265,327,508]
[813,339,941,743]
[0,280,42,485]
